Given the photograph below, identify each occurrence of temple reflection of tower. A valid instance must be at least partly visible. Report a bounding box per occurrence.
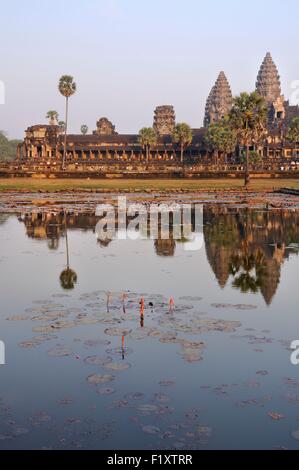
[204,207,299,304]
[20,207,299,305]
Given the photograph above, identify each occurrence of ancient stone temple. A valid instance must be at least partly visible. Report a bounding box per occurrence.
[204,71,233,127]
[153,106,176,136]
[256,52,286,125]
[14,52,299,167]
[93,117,117,136]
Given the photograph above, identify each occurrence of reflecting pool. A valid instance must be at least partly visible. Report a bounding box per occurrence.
[0,207,299,449]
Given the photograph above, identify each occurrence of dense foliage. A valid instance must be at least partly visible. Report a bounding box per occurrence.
[0,131,21,162]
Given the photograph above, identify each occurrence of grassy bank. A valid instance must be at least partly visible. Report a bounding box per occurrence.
[0,178,299,192]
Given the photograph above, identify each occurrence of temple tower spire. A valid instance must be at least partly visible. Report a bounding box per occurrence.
[204,71,233,127]
[256,52,285,124]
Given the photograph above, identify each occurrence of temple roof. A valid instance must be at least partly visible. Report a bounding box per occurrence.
[256,52,282,103]
[204,71,233,127]
[61,128,207,146]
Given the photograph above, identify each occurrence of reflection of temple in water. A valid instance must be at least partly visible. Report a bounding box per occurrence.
[19,207,299,305]
[204,207,299,305]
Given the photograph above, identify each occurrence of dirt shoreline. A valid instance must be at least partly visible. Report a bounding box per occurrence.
[1,190,299,213]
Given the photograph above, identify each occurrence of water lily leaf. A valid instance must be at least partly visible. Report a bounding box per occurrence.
[159,381,175,387]
[84,356,112,366]
[153,393,170,403]
[142,425,161,435]
[19,341,41,349]
[48,347,72,357]
[6,315,29,321]
[87,374,115,385]
[268,412,285,421]
[104,362,131,372]
[124,392,145,401]
[84,339,111,348]
[104,328,132,337]
[136,404,159,416]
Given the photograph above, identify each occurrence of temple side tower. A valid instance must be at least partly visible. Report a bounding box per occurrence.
[93,118,117,136]
[153,106,175,136]
[204,72,233,127]
[256,52,285,125]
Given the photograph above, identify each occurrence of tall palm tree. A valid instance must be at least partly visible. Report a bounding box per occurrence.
[138,128,158,162]
[173,123,193,164]
[229,92,267,187]
[81,124,88,135]
[60,211,77,290]
[46,110,59,125]
[58,121,66,132]
[58,75,77,169]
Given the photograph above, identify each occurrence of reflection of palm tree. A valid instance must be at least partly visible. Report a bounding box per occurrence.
[60,211,77,290]
[60,268,77,290]
[229,250,266,294]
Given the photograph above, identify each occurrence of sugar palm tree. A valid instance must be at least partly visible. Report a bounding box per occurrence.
[46,110,59,125]
[60,211,77,290]
[138,127,158,162]
[81,124,88,135]
[229,91,267,187]
[60,268,77,290]
[58,121,66,132]
[173,123,193,164]
[58,75,77,169]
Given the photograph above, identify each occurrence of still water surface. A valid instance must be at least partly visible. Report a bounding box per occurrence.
[0,208,299,450]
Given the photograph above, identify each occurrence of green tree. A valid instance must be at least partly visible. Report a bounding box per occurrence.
[138,127,158,162]
[241,150,262,167]
[58,75,77,169]
[81,124,88,135]
[46,110,59,125]
[205,117,237,164]
[229,92,267,186]
[173,123,193,164]
[286,117,299,144]
[0,131,21,162]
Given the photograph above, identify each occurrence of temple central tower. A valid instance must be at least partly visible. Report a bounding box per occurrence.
[256,52,285,125]
[204,71,233,127]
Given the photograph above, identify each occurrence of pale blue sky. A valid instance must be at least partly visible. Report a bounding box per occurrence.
[1,0,299,138]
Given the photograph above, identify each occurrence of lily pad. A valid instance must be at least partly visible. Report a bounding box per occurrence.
[136,404,159,416]
[48,347,72,357]
[84,339,111,348]
[6,315,29,321]
[84,356,112,366]
[104,328,132,337]
[159,380,175,387]
[19,340,41,349]
[142,425,161,435]
[125,392,145,401]
[87,374,115,385]
[104,362,131,372]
